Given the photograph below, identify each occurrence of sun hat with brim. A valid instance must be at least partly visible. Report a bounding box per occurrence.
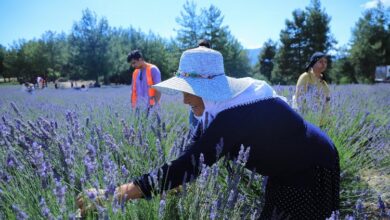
[152,47,253,101]
[305,52,327,71]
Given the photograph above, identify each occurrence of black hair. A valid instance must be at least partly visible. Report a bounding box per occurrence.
[198,39,211,48]
[305,52,326,72]
[127,50,143,63]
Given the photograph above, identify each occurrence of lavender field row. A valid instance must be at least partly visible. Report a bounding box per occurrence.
[0,84,389,219]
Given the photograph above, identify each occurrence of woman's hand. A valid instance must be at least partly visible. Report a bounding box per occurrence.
[76,182,143,217]
[115,182,143,202]
[76,188,107,217]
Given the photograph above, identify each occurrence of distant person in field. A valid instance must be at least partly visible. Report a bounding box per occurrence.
[127,50,161,109]
[80,84,88,91]
[36,76,46,89]
[188,39,212,133]
[294,52,330,126]
[22,82,34,93]
[78,47,340,220]
[36,76,42,89]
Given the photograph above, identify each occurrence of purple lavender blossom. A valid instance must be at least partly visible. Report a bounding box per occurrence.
[121,165,129,178]
[198,165,210,189]
[148,170,159,192]
[68,213,77,220]
[31,142,52,188]
[158,198,166,218]
[237,193,246,204]
[237,145,250,165]
[0,170,12,183]
[121,119,131,141]
[83,155,97,179]
[209,200,219,220]
[61,142,75,167]
[156,139,165,163]
[97,205,108,220]
[354,198,365,218]
[343,215,354,220]
[6,153,18,168]
[54,178,67,212]
[39,196,53,219]
[226,189,238,210]
[87,190,97,200]
[198,153,205,171]
[215,138,224,159]
[211,164,219,177]
[111,195,121,214]
[326,211,340,220]
[95,125,103,141]
[250,209,258,220]
[86,143,97,159]
[377,195,386,217]
[12,204,29,220]
[102,154,118,197]
[103,134,119,153]
[137,128,144,146]
[181,172,188,196]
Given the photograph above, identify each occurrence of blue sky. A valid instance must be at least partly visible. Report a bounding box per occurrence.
[1,0,389,49]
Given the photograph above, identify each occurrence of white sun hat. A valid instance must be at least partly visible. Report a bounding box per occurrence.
[152,47,253,101]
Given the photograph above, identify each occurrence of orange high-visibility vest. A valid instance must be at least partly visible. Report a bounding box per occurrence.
[131,63,157,108]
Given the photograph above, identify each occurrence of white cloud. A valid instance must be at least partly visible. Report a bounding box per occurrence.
[361,0,390,9]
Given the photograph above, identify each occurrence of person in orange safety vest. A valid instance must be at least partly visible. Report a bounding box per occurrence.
[127,50,161,108]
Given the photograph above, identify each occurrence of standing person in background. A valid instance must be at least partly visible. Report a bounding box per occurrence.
[36,76,42,89]
[189,39,212,133]
[294,52,330,126]
[127,50,162,109]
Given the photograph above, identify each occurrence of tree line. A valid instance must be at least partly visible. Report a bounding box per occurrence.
[0,0,389,85]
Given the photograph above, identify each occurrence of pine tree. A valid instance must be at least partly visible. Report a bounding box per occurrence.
[199,5,228,50]
[175,2,250,77]
[304,0,335,57]
[69,9,111,83]
[201,5,250,77]
[272,0,335,84]
[257,40,277,81]
[40,31,69,81]
[328,47,357,84]
[272,9,307,84]
[349,2,390,82]
[0,45,6,81]
[175,1,201,50]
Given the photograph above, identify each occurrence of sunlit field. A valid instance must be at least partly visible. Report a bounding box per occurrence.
[0,84,389,219]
